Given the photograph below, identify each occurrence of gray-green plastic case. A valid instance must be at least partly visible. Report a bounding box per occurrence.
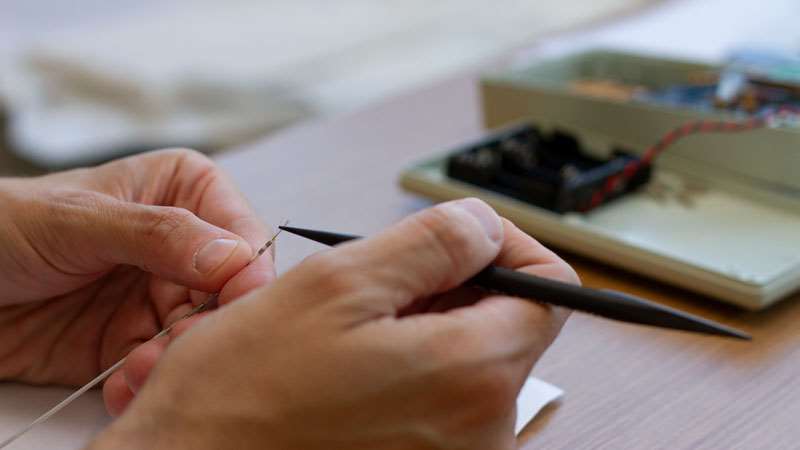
[400,50,800,309]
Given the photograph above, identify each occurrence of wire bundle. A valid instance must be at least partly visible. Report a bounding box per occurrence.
[585,107,800,210]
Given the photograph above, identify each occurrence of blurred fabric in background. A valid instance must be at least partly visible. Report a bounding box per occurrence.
[0,0,653,174]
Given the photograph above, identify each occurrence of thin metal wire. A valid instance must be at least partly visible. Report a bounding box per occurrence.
[0,224,285,448]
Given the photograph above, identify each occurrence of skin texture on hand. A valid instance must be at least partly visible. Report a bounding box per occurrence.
[90,198,578,450]
[0,149,275,415]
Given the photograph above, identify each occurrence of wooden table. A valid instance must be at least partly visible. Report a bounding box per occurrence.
[217,76,800,450]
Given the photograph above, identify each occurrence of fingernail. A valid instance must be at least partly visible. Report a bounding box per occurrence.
[451,198,503,243]
[193,239,239,274]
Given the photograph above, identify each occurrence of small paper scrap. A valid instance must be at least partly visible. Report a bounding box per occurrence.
[515,377,563,434]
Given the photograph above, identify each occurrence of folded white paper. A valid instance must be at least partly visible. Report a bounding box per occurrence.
[515,377,564,434]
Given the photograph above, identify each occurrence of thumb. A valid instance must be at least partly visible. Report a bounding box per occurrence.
[89,199,253,292]
[292,198,503,315]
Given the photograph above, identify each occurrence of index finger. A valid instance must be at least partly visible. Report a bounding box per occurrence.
[494,218,579,285]
[389,218,574,374]
[456,218,575,349]
[163,150,271,249]
[160,150,277,302]
[188,166,276,304]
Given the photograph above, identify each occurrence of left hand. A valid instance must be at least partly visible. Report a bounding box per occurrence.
[0,149,276,416]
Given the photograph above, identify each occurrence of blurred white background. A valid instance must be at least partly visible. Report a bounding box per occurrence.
[0,0,652,171]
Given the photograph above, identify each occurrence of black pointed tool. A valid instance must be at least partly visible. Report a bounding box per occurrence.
[279,225,751,340]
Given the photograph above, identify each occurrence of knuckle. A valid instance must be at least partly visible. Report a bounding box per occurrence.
[562,262,581,285]
[416,324,470,366]
[172,148,221,195]
[299,251,359,296]
[158,148,218,178]
[144,207,194,246]
[160,147,210,165]
[96,154,136,180]
[301,250,339,276]
[181,149,214,172]
[168,148,217,177]
[414,206,476,270]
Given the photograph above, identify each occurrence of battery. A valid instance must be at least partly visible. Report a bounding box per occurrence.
[446,123,651,213]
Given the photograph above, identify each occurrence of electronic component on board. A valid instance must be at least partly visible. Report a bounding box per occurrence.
[446,123,651,213]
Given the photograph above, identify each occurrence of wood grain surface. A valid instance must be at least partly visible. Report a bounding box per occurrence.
[216,76,800,450]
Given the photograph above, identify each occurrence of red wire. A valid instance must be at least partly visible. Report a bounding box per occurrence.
[584,107,800,211]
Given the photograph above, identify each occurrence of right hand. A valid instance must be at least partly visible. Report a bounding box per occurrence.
[90,198,577,450]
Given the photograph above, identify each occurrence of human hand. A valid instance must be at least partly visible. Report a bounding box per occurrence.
[0,149,275,414]
[92,198,577,450]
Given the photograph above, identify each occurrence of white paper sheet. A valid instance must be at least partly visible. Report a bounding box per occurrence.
[515,377,564,435]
